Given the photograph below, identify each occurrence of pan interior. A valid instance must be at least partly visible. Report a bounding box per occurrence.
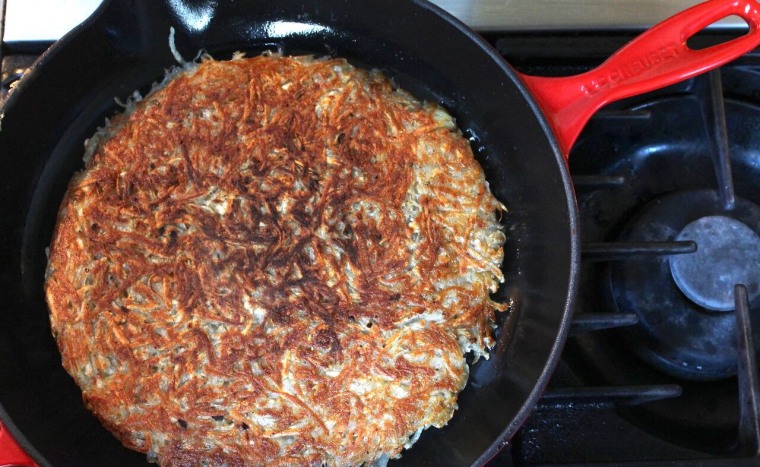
[0,0,577,465]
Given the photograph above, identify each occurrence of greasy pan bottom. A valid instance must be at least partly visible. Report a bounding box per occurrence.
[0,1,577,465]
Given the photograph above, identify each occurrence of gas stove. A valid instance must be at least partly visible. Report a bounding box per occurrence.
[488,33,760,463]
[1,2,759,466]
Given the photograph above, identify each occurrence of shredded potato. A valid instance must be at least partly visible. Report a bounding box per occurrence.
[45,54,506,466]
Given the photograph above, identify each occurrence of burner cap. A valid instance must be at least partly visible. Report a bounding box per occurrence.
[670,215,760,311]
[608,190,760,381]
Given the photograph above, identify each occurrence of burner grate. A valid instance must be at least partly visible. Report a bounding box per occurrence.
[488,33,760,460]
[735,284,760,457]
[502,64,760,464]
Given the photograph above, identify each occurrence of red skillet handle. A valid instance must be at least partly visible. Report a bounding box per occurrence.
[0,422,36,467]
[518,0,760,158]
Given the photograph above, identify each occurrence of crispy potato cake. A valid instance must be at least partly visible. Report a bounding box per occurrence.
[44,54,506,466]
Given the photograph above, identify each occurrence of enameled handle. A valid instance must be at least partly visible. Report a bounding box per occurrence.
[0,422,36,467]
[518,0,760,158]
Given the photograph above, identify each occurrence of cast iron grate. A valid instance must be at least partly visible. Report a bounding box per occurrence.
[496,62,760,465]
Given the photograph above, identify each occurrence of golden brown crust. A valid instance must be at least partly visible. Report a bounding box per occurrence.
[45,54,505,465]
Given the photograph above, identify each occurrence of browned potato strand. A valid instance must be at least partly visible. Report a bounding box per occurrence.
[45,54,506,466]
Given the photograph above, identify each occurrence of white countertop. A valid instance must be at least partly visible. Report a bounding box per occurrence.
[5,0,103,41]
[3,0,744,41]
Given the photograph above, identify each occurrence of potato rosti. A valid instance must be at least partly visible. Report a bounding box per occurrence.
[45,54,505,466]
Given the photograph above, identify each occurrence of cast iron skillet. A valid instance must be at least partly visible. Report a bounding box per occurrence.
[1,0,759,465]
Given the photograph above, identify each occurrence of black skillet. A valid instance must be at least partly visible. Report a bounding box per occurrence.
[1,0,760,465]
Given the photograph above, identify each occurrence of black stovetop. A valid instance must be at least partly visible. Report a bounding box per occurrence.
[490,31,760,466]
[3,30,760,466]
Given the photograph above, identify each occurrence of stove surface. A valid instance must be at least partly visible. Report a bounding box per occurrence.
[489,34,760,465]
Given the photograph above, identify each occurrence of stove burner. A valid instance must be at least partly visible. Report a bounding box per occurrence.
[670,215,760,312]
[553,66,760,459]
[608,190,760,381]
